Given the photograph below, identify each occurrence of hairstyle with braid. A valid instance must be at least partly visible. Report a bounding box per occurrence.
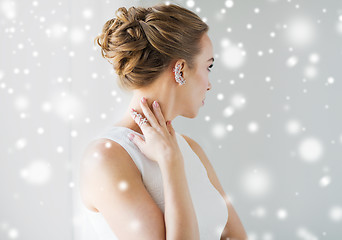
[94,3,209,91]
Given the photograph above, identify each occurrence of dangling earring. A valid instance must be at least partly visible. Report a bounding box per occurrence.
[172,64,186,85]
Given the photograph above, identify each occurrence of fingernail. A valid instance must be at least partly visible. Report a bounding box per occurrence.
[153,101,159,107]
[141,97,146,103]
[127,133,134,140]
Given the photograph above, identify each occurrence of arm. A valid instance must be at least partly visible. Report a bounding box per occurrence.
[80,139,199,240]
[160,155,200,240]
[181,134,248,240]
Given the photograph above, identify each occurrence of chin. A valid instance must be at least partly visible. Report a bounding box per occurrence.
[181,109,199,119]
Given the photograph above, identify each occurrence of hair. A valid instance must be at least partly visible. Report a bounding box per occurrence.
[94,3,209,91]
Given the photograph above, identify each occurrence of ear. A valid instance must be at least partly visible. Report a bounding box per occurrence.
[173,59,186,76]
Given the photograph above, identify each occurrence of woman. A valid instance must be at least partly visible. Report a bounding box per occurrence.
[79,3,248,240]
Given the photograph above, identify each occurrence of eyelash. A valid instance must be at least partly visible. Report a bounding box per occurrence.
[208,64,214,72]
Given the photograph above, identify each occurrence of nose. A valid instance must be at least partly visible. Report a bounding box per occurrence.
[207,81,212,91]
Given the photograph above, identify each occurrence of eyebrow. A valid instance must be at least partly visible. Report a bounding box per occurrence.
[208,57,214,62]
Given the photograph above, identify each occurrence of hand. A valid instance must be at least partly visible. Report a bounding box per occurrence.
[128,97,183,165]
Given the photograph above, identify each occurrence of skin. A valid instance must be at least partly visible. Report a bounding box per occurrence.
[113,32,213,131]
[112,32,248,239]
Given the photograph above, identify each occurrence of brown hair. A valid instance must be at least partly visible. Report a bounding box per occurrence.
[94,3,209,91]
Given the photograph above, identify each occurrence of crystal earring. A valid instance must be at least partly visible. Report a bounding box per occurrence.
[172,64,186,85]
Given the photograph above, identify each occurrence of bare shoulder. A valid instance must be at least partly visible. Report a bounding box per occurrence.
[79,138,141,210]
[80,138,141,176]
[79,138,166,238]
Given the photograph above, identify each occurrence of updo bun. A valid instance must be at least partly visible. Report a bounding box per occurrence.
[94,3,209,91]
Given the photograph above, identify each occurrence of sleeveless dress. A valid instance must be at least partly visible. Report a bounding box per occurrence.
[81,126,228,239]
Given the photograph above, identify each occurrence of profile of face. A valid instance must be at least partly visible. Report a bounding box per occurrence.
[175,32,214,118]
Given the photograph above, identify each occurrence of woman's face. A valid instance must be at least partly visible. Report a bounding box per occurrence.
[178,33,214,118]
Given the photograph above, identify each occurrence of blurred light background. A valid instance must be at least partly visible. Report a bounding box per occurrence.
[1,0,342,239]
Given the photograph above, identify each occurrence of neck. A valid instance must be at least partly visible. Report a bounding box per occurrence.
[114,72,181,135]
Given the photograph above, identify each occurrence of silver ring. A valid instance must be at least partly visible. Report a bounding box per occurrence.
[139,117,148,127]
[131,110,149,127]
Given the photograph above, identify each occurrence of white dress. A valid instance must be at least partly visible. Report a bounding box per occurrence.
[80,126,228,239]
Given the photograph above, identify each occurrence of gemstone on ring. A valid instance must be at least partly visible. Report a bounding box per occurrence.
[139,117,148,127]
[131,111,142,120]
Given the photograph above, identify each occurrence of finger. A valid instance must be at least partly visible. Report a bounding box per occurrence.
[166,120,175,136]
[128,133,145,150]
[139,97,160,129]
[130,108,150,132]
[152,100,167,129]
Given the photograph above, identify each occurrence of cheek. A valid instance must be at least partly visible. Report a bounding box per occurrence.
[200,75,208,88]
[191,69,208,92]
[196,69,208,82]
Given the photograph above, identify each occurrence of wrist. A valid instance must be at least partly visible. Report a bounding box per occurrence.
[159,154,184,169]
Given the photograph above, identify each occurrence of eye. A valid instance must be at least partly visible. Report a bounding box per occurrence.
[208,64,214,72]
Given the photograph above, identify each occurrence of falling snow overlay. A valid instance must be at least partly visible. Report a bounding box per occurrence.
[1,0,342,239]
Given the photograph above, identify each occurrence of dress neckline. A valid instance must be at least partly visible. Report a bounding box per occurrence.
[110,126,145,137]
[110,126,180,138]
